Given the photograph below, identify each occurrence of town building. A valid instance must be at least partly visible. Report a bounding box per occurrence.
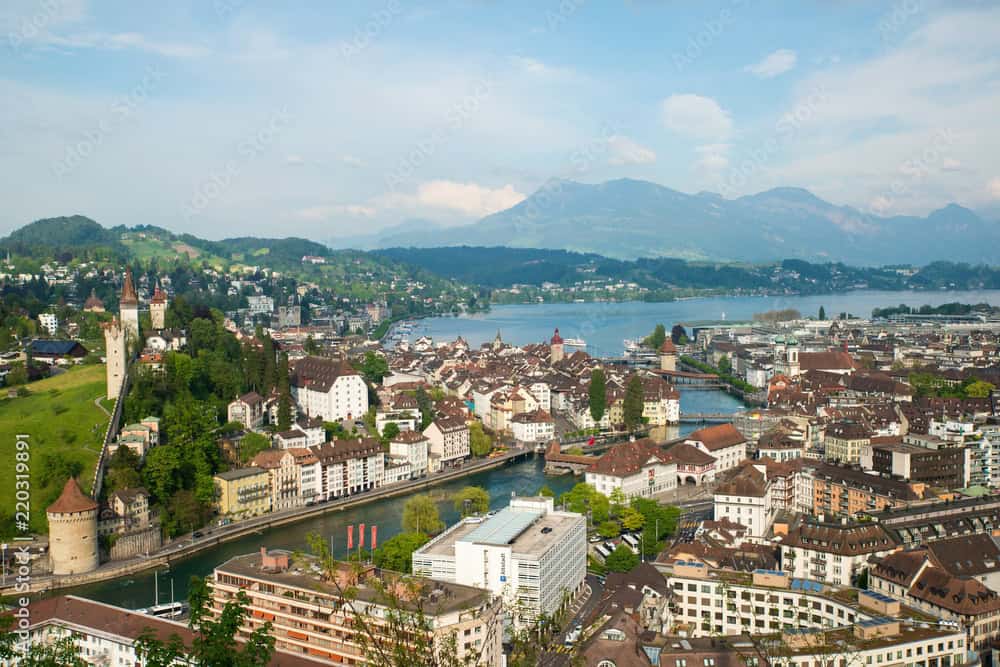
[228,391,265,430]
[824,421,872,464]
[685,423,747,474]
[312,438,384,500]
[38,311,58,335]
[779,520,896,586]
[423,416,471,468]
[251,449,303,511]
[213,548,503,665]
[713,464,773,538]
[83,289,105,312]
[413,496,587,627]
[861,438,966,489]
[585,438,678,499]
[389,430,429,479]
[290,355,369,422]
[214,467,271,519]
[510,409,555,444]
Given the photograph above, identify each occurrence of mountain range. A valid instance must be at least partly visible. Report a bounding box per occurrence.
[336,178,1000,265]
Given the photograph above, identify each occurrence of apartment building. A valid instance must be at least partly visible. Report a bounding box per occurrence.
[685,424,747,475]
[214,467,271,519]
[779,521,897,586]
[423,416,471,467]
[585,437,678,499]
[312,438,384,500]
[291,355,369,422]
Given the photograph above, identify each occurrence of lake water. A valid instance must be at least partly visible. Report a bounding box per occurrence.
[411,290,1000,358]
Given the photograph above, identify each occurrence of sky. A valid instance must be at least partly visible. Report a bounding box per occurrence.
[1,0,999,243]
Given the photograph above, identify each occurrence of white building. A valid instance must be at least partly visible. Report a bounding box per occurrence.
[585,438,678,499]
[389,430,429,479]
[38,312,58,335]
[291,356,369,422]
[423,416,470,466]
[511,409,555,444]
[289,447,321,503]
[685,423,747,475]
[312,438,384,500]
[779,521,896,586]
[413,496,586,627]
[713,463,773,538]
[247,294,274,315]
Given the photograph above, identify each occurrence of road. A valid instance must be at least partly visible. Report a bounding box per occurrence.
[539,573,605,665]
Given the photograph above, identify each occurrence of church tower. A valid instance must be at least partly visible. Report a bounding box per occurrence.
[550,328,565,364]
[150,283,168,330]
[786,336,800,377]
[119,269,140,339]
[103,318,127,400]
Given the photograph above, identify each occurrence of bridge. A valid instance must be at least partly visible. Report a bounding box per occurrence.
[649,368,724,389]
[679,413,735,424]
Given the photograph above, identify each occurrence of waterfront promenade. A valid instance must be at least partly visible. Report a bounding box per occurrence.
[5,446,535,596]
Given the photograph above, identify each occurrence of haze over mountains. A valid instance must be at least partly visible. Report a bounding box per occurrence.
[337,178,1000,265]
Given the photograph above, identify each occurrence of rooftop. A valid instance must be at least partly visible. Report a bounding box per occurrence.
[418,507,584,559]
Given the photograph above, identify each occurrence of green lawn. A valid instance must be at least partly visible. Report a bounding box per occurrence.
[0,365,110,532]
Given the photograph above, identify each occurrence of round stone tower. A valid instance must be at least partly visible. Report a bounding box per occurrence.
[47,478,99,575]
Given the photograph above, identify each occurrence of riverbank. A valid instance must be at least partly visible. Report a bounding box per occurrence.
[6,447,534,597]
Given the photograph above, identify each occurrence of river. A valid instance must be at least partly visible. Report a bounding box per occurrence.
[408,289,1000,358]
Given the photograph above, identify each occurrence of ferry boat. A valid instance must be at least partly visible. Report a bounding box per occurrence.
[139,601,188,619]
[563,337,586,348]
[623,339,658,363]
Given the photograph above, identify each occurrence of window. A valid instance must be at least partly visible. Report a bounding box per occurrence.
[598,662,617,667]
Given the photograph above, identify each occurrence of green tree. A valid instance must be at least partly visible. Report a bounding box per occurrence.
[373,531,430,573]
[414,386,434,429]
[452,486,490,516]
[623,375,645,431]
[304,335,320,355]
[13,633,87,666]
[559,483,610,525]
[621,506,646,532]
[276,352,292,431]
[608,487,626,518]
[360,351,389,384]
[380,422,400,446]
[468,421,492,457]
[643,323,667,350]
[537,485,555,497]
[966,380,995,398]
[240,432,272,464]
[402,494,444,534]
[717,354,732,375]
[605,544,639,572]
[598,520,621,538]
[104,446,143,495]
[670,324,688,345]
[135,576,275,667]
[588,368,606,425]
[818,305,826,320]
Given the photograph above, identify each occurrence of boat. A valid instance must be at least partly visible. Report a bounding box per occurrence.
[563,337,586,347]
[140,601,188,619]
[623,339,658,363]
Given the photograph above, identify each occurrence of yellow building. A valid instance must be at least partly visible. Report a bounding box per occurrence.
[214,467,271,519]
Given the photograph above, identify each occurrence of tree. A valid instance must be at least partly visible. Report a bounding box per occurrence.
[276,352,292,431]
[559,483,610,525]
[380,422,400,446]
[401,494,444,534]
[621,506,646,532]
[623,375,645,431]
[670,324,688,345]
[608,487,626,518]
[588,368,606,425]
[414,386,434,429]
[717,354,732,375]
[468,421,492,457]
[360,351,389,384]
[452,486,490,516]
[605,543,639,572]
[643,323,666,350]
[135,576,275,667]
[537,485,555,497]
[240,432,272,464]
[304,335,320,355]
[818,305,826,320]
[13,633,87,666]
[598,520,621,538]
[373,531,430,573]
[104,446,143,495]
[966,380,995,398]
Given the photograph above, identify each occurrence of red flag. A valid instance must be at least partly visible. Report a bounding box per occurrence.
[371,525,378,551]
[347,525,354,550]
[588,436,595,446]
[359,523,365,549]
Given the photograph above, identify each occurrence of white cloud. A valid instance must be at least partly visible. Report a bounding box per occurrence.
[695,144,730,171]
[745,49,798,78]
[509,55,575,79]
[607,135,656,166]
[989,178,1000,199]
[662,94,732,141]
[294,204,376,221]
[27,30,209,58]
[382,180,526,217]
[342,155,364,168]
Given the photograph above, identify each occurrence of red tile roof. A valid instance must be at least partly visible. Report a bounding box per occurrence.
[47,478,98,514]
[685,423,746,451]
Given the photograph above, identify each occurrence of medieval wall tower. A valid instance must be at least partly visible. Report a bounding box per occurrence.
[150,283,168,330]
[47,478,99,575]
[550,328,565,364]
[119,268,140,339]
[103,317,127,400]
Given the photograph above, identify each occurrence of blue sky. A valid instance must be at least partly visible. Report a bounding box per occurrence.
[2,0,998,241]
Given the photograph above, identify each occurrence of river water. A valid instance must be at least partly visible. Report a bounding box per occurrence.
[77,289,1000,608]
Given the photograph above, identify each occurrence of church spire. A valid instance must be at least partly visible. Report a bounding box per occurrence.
[120,268,138,306]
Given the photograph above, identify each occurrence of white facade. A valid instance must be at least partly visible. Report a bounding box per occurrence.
[511,412,555,444]
[38,312,58,335]
[586,458,678,500]
[293,373,368,422]
[247,294,274,315]
[423,418,470,464]
[389,434,429,478]
[413,497,586,626]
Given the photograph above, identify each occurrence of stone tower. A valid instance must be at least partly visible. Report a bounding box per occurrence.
[150,283,168,330]
[47,478,99,575]
[103,318,127,400]
[659,338,677,372]
[119,268,140,339]
[549,328,564,364]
